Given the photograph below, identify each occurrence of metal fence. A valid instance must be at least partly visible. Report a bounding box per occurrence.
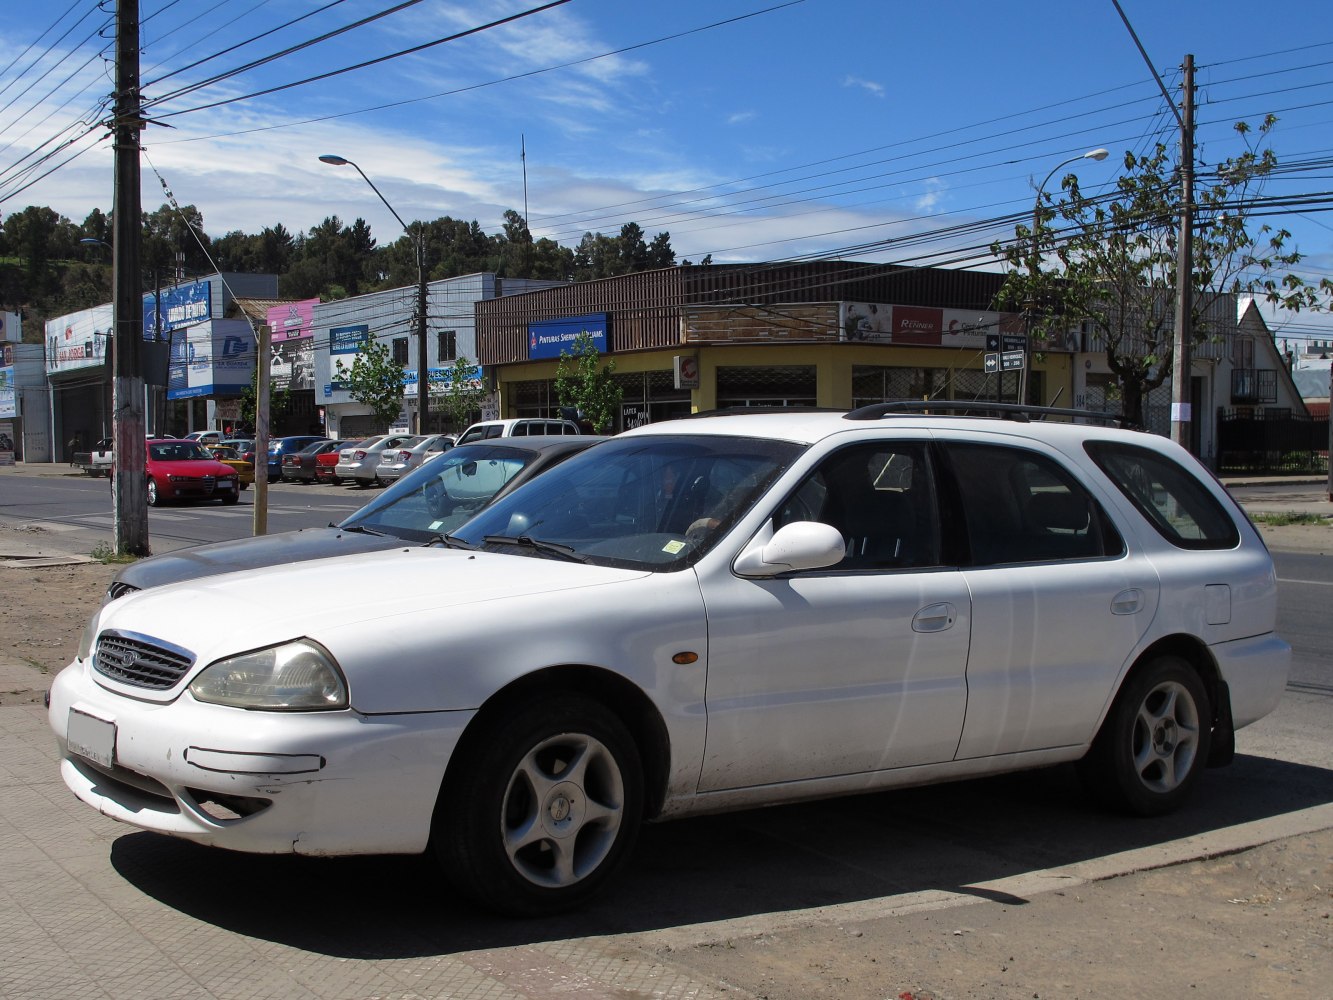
[1216,408,1330,474]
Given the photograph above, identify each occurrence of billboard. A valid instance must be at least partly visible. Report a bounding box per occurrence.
[1,310,19,343]
[840,303,1026,350]
[45,304,112,374]
[266,298,319,343]
[328,324,370,391]
[404,363,483,398]
[271,338,315,391]
[528,313,608,360]
[144,280,212,340]
[166,320,255,399]
[0,366,14,419]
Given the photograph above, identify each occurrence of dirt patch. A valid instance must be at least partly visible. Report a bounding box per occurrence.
[0,560,118,704]
[655,833,1333,1000]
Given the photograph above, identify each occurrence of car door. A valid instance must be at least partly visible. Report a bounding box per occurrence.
[696,438,973,791]
[937,437,1162,758]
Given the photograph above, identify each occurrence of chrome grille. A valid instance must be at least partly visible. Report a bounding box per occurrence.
[94,631,195,689]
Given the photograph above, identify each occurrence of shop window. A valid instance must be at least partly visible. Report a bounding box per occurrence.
[717,365,816,407]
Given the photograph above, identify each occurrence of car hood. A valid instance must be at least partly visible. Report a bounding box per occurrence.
[111,527,402,592]
[97,548,653,683]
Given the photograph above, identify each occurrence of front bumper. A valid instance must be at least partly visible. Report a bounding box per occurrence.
[168,478,237,500]
[48,658,473,856]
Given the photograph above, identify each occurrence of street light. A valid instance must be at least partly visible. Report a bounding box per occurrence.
[318,154,430,433]
[1022,148,1110,404]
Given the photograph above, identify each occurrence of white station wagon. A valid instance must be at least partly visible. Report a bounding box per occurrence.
[49,405,1289,915]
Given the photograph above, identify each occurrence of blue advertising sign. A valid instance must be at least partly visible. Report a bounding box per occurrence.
[402,364,484,397]
[143,281,211,340]
[330,324,369,355]
[528,313,608,361]
[329,324,369,390]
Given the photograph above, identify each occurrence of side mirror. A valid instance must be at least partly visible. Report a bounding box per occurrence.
[733,521,846,577]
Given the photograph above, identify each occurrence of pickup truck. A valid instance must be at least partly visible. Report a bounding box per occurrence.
[72,438,114,477]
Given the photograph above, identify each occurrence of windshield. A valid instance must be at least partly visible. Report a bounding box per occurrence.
[452,434,803,570]
[340,443,545,541]
[150,442,212,461]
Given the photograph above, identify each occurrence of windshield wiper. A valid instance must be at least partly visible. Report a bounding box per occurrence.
[481,534,590,562]
[337,523,389,536]
[427,533,477,550]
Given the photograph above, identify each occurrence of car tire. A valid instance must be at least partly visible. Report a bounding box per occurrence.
[146,477,159,506]
[222,492,239,505]
[432,694,643,917]
[1078,655,1212,817]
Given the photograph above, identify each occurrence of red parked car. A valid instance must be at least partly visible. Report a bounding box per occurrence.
[315,439,365,485]
[142,439,241,506]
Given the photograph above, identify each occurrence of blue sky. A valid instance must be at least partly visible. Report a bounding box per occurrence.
[4,0,1333,344]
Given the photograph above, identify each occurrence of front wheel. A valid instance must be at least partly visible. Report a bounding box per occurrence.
[146,477,160,506]
[1078,655,1212,816]
[432,695,643,917]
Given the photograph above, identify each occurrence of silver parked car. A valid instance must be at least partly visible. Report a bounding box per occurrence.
[336,433,418,487]
[375,433,455,484]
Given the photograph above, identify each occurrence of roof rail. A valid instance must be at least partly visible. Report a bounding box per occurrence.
[684,406,844,419]
[843,400,1138,429]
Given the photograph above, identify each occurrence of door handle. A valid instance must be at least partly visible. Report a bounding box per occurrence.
[913,603,957,633]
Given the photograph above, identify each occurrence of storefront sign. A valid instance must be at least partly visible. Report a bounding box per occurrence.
[45,305,112,374]
[528,313,608,360]
[673,355,700,390]
[0,367,14,419]
[622,403,649,429]
[329,324,370,390]
[841,302,1029,351]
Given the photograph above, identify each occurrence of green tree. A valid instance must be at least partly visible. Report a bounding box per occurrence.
[335,338,405,431]
[431,355,487,431]
[991,116,1331,426]
[554,331,622,433]
[239,366,293,432]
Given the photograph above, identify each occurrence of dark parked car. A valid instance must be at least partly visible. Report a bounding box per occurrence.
[266,435,329,481]
[103,436,606,600]
[282,439,345,483]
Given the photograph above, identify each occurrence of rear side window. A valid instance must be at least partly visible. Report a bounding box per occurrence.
[1085,441,1240,550]
[944,443,1125,566]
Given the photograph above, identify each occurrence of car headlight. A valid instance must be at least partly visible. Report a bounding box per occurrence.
[77,611,101,661]
[189,640,348,711]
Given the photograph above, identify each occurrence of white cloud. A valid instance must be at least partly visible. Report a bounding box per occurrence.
[842,76,886,99]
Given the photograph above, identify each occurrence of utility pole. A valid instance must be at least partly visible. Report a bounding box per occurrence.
[1170,54,1196,451]
[111,0,149,556]
[253,323,271,535]
[416,238,429,433]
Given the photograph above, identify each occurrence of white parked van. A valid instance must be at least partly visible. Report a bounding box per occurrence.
[455,417,582,444]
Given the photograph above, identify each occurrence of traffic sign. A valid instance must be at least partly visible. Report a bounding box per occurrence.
[987,334,1028,352]
[984,353,999,374]
[1001,350,1026,370]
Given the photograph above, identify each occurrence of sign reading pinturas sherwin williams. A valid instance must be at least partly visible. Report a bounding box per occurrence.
[527,313,608,360]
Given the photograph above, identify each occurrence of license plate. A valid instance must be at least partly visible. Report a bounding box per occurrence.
[67,709,116,767]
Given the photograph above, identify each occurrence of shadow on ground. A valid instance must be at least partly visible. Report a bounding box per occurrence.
[109,751,1333,958]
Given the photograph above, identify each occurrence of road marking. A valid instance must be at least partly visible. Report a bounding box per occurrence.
[1277,577,1333,586]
